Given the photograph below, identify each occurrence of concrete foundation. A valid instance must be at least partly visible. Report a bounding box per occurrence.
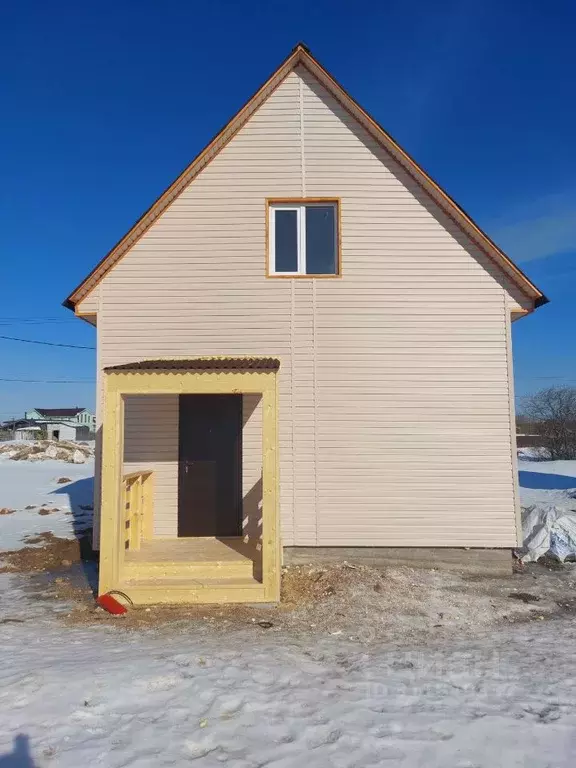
[283,547,513,577]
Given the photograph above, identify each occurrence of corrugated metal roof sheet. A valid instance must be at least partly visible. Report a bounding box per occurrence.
[104,358,280,372]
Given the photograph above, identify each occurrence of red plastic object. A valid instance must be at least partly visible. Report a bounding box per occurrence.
[97,593,128,615]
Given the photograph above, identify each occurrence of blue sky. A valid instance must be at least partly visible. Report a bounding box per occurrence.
[0,0,574,419]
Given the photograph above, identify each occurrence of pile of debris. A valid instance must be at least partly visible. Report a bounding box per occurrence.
[0,440,94,464]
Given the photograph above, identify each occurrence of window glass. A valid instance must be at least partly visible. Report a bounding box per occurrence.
[274,209,298,272]
[305,205,336,274]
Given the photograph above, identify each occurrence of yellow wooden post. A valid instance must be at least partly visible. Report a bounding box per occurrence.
[98,378,124,596]
[262,373,280,602]
[127,478,134,550]
[131,475,142,551]
[142,472,154,540]
[122,477,129,550]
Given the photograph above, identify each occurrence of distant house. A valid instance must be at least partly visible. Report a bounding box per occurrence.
[25,407,96,433]
[1,418,32,431]
[0,419,43,441]
[43,421,92,442]
[14,425,43,441]
[15,408,96,442]
[1,414,93,442]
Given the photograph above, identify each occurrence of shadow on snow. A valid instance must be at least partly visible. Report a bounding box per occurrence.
[50,475,98,594]
[519,470,576,491]
[0,735,37,767]
[50,476,94,534]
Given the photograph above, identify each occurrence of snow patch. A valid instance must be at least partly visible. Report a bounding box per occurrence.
[0,456,94,550]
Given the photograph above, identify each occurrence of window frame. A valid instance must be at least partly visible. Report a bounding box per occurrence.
[266,198,341,277]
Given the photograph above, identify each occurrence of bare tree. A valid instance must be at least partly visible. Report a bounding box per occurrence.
[522,386,576,460]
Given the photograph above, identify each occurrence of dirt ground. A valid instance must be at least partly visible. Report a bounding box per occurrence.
[2,531,576,642]
[0,532,91,572]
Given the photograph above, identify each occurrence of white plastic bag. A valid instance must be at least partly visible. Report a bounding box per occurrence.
[518,504,576,562]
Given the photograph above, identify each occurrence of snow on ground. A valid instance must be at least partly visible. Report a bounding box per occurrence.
[0,454,94,550]
[518,452,576,509]
[2,611,576,766]
[1,454,576,765]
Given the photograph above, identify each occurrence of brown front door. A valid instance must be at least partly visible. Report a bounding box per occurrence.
[178,394,242,537]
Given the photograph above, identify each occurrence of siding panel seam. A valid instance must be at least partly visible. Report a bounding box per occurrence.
[299,72,306,196]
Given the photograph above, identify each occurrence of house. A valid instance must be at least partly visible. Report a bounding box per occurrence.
[64,44,546,606]
[43,422,92,442]
[14,426,43,441]
[1,418,33,432]
[1,412,93,442]
[25,408,96,439]
[3,420,44,441]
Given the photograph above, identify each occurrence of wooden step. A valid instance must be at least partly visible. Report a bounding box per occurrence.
[122,558,254,580]
[117,576,266,605]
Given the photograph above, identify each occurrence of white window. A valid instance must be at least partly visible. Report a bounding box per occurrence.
[268,201,339,276]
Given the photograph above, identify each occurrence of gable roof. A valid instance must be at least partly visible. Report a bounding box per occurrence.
[33,408,86,418]
[64,43,547,312]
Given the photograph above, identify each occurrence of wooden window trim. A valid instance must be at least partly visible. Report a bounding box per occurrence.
[265,198,342,278]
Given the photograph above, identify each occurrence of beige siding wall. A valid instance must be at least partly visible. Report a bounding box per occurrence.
[122,393,264,539]
[123,395,179,536]
[299,67,518,546]
[92,65,523,547]
[99,70,301,543]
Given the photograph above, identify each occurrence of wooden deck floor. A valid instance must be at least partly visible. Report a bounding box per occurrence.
[124,537,257,565]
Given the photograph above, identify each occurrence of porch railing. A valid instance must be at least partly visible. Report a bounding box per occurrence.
[122,470,153,551]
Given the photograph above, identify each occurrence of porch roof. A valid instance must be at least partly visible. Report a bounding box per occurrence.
[104,357,280,373]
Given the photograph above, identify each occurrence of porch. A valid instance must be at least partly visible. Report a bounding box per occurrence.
[122,534,262,604]
[99,357,280,605]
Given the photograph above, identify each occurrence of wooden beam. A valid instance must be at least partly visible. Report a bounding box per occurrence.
[105,369,275,396]
[99,383,124,595]
[262,373,281,601]
[142,472,154,540]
